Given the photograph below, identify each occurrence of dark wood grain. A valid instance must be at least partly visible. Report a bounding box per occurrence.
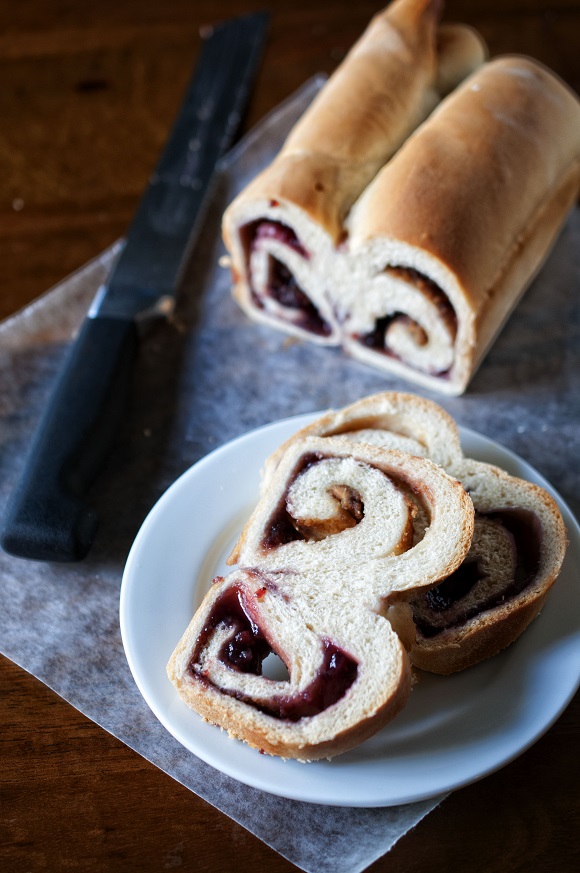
[1,2,579,871]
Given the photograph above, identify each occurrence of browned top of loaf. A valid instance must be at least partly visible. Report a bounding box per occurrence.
[224,0,443,244]
[283,0,440,164]
[349,56,580,307]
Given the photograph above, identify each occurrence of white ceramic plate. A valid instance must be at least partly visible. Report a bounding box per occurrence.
[120,414,580,807]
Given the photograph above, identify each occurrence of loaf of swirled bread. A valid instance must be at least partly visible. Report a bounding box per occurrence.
[222,0,487,349]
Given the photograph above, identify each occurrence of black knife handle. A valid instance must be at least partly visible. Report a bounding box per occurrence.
[1,316,138,562]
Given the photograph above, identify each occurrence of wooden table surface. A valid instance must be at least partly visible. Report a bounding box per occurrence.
[1,2,579,871]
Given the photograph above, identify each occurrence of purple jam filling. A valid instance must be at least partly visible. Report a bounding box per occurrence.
[189,585,358,721]
[191,586,271,674]
[254,220,309,258]
[259,640,358,722]
[423,559,482,613]
[245,220,332,337]
[361,313,416,350]
[413,508,543,638]
[262,503,306,550]
[269,261,306,309]
[263,257,331,337]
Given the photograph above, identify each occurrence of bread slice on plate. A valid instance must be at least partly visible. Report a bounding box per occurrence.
[168,436,473,760]
[260,392,568,673]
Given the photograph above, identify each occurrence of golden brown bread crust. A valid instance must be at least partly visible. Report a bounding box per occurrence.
[471,163,580,373]
[435,22,489,96]
[177,672,414,761]
[282,0,441,164]
[349,56,580,304]
[346,57,580,392]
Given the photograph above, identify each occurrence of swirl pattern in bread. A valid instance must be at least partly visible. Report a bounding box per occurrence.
[223,0,487,351]
[260,392,568,673]
[167,436,473,759]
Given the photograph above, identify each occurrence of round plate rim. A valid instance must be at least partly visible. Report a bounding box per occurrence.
[120,412,580,806]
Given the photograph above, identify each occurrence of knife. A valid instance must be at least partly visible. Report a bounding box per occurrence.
[1,12,268,563]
